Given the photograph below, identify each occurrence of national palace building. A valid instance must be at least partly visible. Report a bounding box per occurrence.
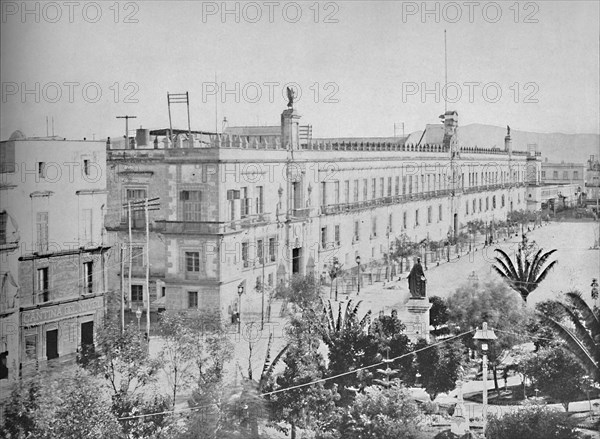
[104,104,540,323]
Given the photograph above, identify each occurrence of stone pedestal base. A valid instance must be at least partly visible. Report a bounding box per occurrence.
[405,297,432,343]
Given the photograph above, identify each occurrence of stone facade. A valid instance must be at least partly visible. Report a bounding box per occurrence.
[105,107,532,326]
[0,132,108,393]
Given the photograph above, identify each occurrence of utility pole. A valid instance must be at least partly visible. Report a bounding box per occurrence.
[123,197,160,340]
[117,115,137,149]
[261,240,265,330]
[120,244,125,332]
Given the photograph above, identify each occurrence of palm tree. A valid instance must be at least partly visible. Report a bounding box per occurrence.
[541,291,600,382]
[492,247,557,302]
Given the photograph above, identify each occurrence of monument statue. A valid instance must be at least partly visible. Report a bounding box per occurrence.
[408,258,427,298]
[507,125,511,136]
[286,86,296,109]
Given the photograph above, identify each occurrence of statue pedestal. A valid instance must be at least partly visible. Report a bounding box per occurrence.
[405,297,432,343]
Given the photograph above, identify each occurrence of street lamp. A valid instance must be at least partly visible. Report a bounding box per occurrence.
[237,283,244,334]
[135,307,142,331]
[333,259,340,301]
[473,322,497,435]
[355,255,361,295]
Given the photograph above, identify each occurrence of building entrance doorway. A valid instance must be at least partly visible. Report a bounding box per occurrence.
[81,321,94,353]
[292,248,302,275]
[46,329,58,360]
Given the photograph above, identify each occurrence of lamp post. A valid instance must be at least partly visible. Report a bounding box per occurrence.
[237,283,244,334]
[591,278,599,309]
[355,255,361,295]
[473,322,497,435]
[333,259,340,301]
[135,307,142,332]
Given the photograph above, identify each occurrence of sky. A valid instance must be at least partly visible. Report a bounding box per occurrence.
[1,1,599,140]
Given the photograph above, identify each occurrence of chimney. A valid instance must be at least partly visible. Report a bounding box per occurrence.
[136,127,150,147]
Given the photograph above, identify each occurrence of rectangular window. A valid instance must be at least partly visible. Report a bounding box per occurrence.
[354,179,359,202]
[409,176,413,194]
[387,177,392,196]
[415,175,419,193]
[241,187,249,217]
[257,239,264,263]
[354,221,360,242]
[473,199,476,212]
[541,170,546,179]
[402,176,407,195]
[492,196,496,209]
[344,180,350,203]
[321,182,327,206]
[36,212,48,253]
[362,179,367,201]
[131,285,143,302]
[427,206,432,224]
[563,171,568,180]
[256,186,264,214]
[573,171,579,180]
[161,287,166,297]
[372,217,377,237]
[334,181,340,204]
[553,170,558,179]
[501,195,505,208]
[242,242,249,268]
[269,237,277,262]
[126,189,147,228]
[38,162,46,178]
[0,211,6,245]
[25,335,37,361]
[486,197,489,211]
[83,261,93,294]
[186,251,200,272]
[439,204,443,221]
[465,201,469,215]
[132,246,144,267]
[321,226,327,249]
[37,267,49,303]
[334,225,340,246]
[479,198,482,212]
[415,209,420,227]
[380,177,384,198]
[188,291,198,309]
[395,176,400,195]
[268,273,273,287]
[83,159,90,176]
[371,178,376,199]
[403,211,407,229]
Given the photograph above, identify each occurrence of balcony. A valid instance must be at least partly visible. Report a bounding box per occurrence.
[291,207,312,219]
[154,220,231,235]
[237,212,272,228]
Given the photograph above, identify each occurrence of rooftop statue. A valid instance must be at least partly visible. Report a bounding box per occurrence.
[507,125,511,136]
[408,258,427,298]
[286,86,296,109]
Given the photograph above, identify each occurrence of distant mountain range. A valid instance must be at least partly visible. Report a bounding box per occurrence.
[456,124,599,164]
